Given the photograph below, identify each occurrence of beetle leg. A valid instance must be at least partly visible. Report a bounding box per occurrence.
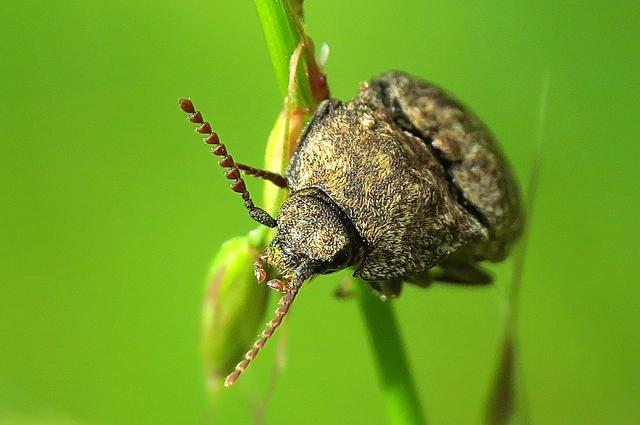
[401,270,432,289]
[432,261,493,286]
[405,262,492,288]
[333,276,354,299]
[368,279,403,300]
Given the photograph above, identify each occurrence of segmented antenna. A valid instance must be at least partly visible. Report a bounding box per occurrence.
[224,279,300,387]
[178,98,277,228]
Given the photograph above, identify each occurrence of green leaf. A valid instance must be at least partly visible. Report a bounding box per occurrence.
[254,2,428,423]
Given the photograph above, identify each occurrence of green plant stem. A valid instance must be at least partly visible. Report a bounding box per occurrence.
[355,280,428,425]
[254,0,313,106]
[484,72,549,425]
[254,2,427,423]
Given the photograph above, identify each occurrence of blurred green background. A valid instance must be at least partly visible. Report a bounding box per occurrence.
[1,1,638,424]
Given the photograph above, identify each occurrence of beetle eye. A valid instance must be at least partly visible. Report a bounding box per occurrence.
[323,247,351,274]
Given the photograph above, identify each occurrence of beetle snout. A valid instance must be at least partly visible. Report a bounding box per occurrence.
[253,247,299,293]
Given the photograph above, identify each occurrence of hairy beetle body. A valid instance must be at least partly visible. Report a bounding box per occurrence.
[286,71,523,282]
[179,71,523,386]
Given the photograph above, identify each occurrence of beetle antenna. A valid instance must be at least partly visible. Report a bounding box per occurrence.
[178,98,277,228]
[224,278,301,387]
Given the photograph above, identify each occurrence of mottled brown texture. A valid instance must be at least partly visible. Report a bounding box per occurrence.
[264,190,360,290]
[278,71,522,282]
[364,72,523,262]
[180,69,523,292]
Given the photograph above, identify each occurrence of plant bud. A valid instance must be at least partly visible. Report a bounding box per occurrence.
[201,236,270,394]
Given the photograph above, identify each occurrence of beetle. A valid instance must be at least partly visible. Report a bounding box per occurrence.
[179,71,523,386]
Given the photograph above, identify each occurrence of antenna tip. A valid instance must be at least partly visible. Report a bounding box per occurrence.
[178,98,195,113]
[224,370,240,387]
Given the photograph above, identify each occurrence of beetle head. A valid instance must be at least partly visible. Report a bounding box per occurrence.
[226,191,360,387]
[259,192,358,291]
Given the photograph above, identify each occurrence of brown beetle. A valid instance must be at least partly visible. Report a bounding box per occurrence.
[179,71,523,386]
